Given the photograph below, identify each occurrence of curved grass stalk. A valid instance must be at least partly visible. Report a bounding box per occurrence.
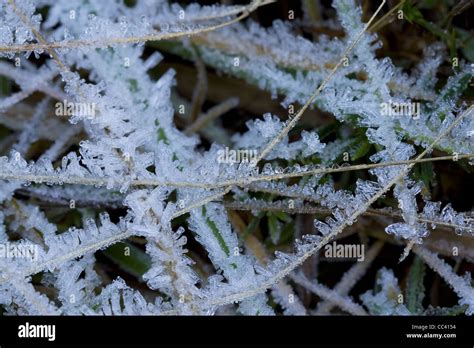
[2,0,267,55]
[0,229,133,285]
[290,273,368,315]
[156,0,276,25]
[253,0,386,164]
[315,240,384,314]
[151,0,387,221]
[225,193,474,233]
[189,105,474,309]
[171,186,232,220]
[414,245,474,314]
[184,97,239,134]
[0,153,471,189]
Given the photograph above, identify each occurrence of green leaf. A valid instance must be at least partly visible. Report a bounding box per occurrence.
[267,213,282,245]
[273,211,292,223]
[423,305,468,316]
[127,78,139,93]
[412,161,434,190]
[462,37,474,62]
[0,76,11,96]
[405,256,426,314]
[351,136,372,161]
[202,206,231,257]
[239,212,264,244]
[279,221,295,245]
[102,241,152,280]
[403,1,424,24]
[157,127,170,145]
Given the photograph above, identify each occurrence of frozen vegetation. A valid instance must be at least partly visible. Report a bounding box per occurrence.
[0,0,472,315]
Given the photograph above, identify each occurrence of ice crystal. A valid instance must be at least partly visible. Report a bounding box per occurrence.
[0,0,472,317]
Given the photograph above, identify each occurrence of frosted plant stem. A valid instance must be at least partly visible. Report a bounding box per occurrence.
[7,0,69,72]
[189,45,209,122]
[155,0,275,24]
[153,0,387,215]
[18,191,472,233]
[170,187,233,220]
[2,0,267,54]
[1,153,471,189]
[414,245,474,313]
[253,0,387,164]
[290,273,368,315]
[197,105,473,309]
[184,97,239,134]
[315,240,384,314]
[225,195,474,232]
[0,230,133,285]
[210,154,473,187]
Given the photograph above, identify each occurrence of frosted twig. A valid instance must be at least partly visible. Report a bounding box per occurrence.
[315,240,384,314]
[414,245,474,314]
[291,273,368,315]
[227,210,307,315]
[1,153,470,189]
[195,105,473,309]
[253,0,387,163]
[184,97,239,134]
[189,45,208,122]
[159,0,387,217]
[171,186,232,220]
[1,0,267,54]
[0,230,133,285]
[228,193,474,233]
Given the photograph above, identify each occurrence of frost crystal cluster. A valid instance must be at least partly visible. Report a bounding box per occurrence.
[0,0,473,316]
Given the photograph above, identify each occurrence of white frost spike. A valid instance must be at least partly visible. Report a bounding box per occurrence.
[302,234,323,245]
[385,222,428,241]
[0,0,469,318]
[416,247,474,315]
[274,251,295,263]
[421,201,473,235]
[314,219,331,236]
[360,268,411,315]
